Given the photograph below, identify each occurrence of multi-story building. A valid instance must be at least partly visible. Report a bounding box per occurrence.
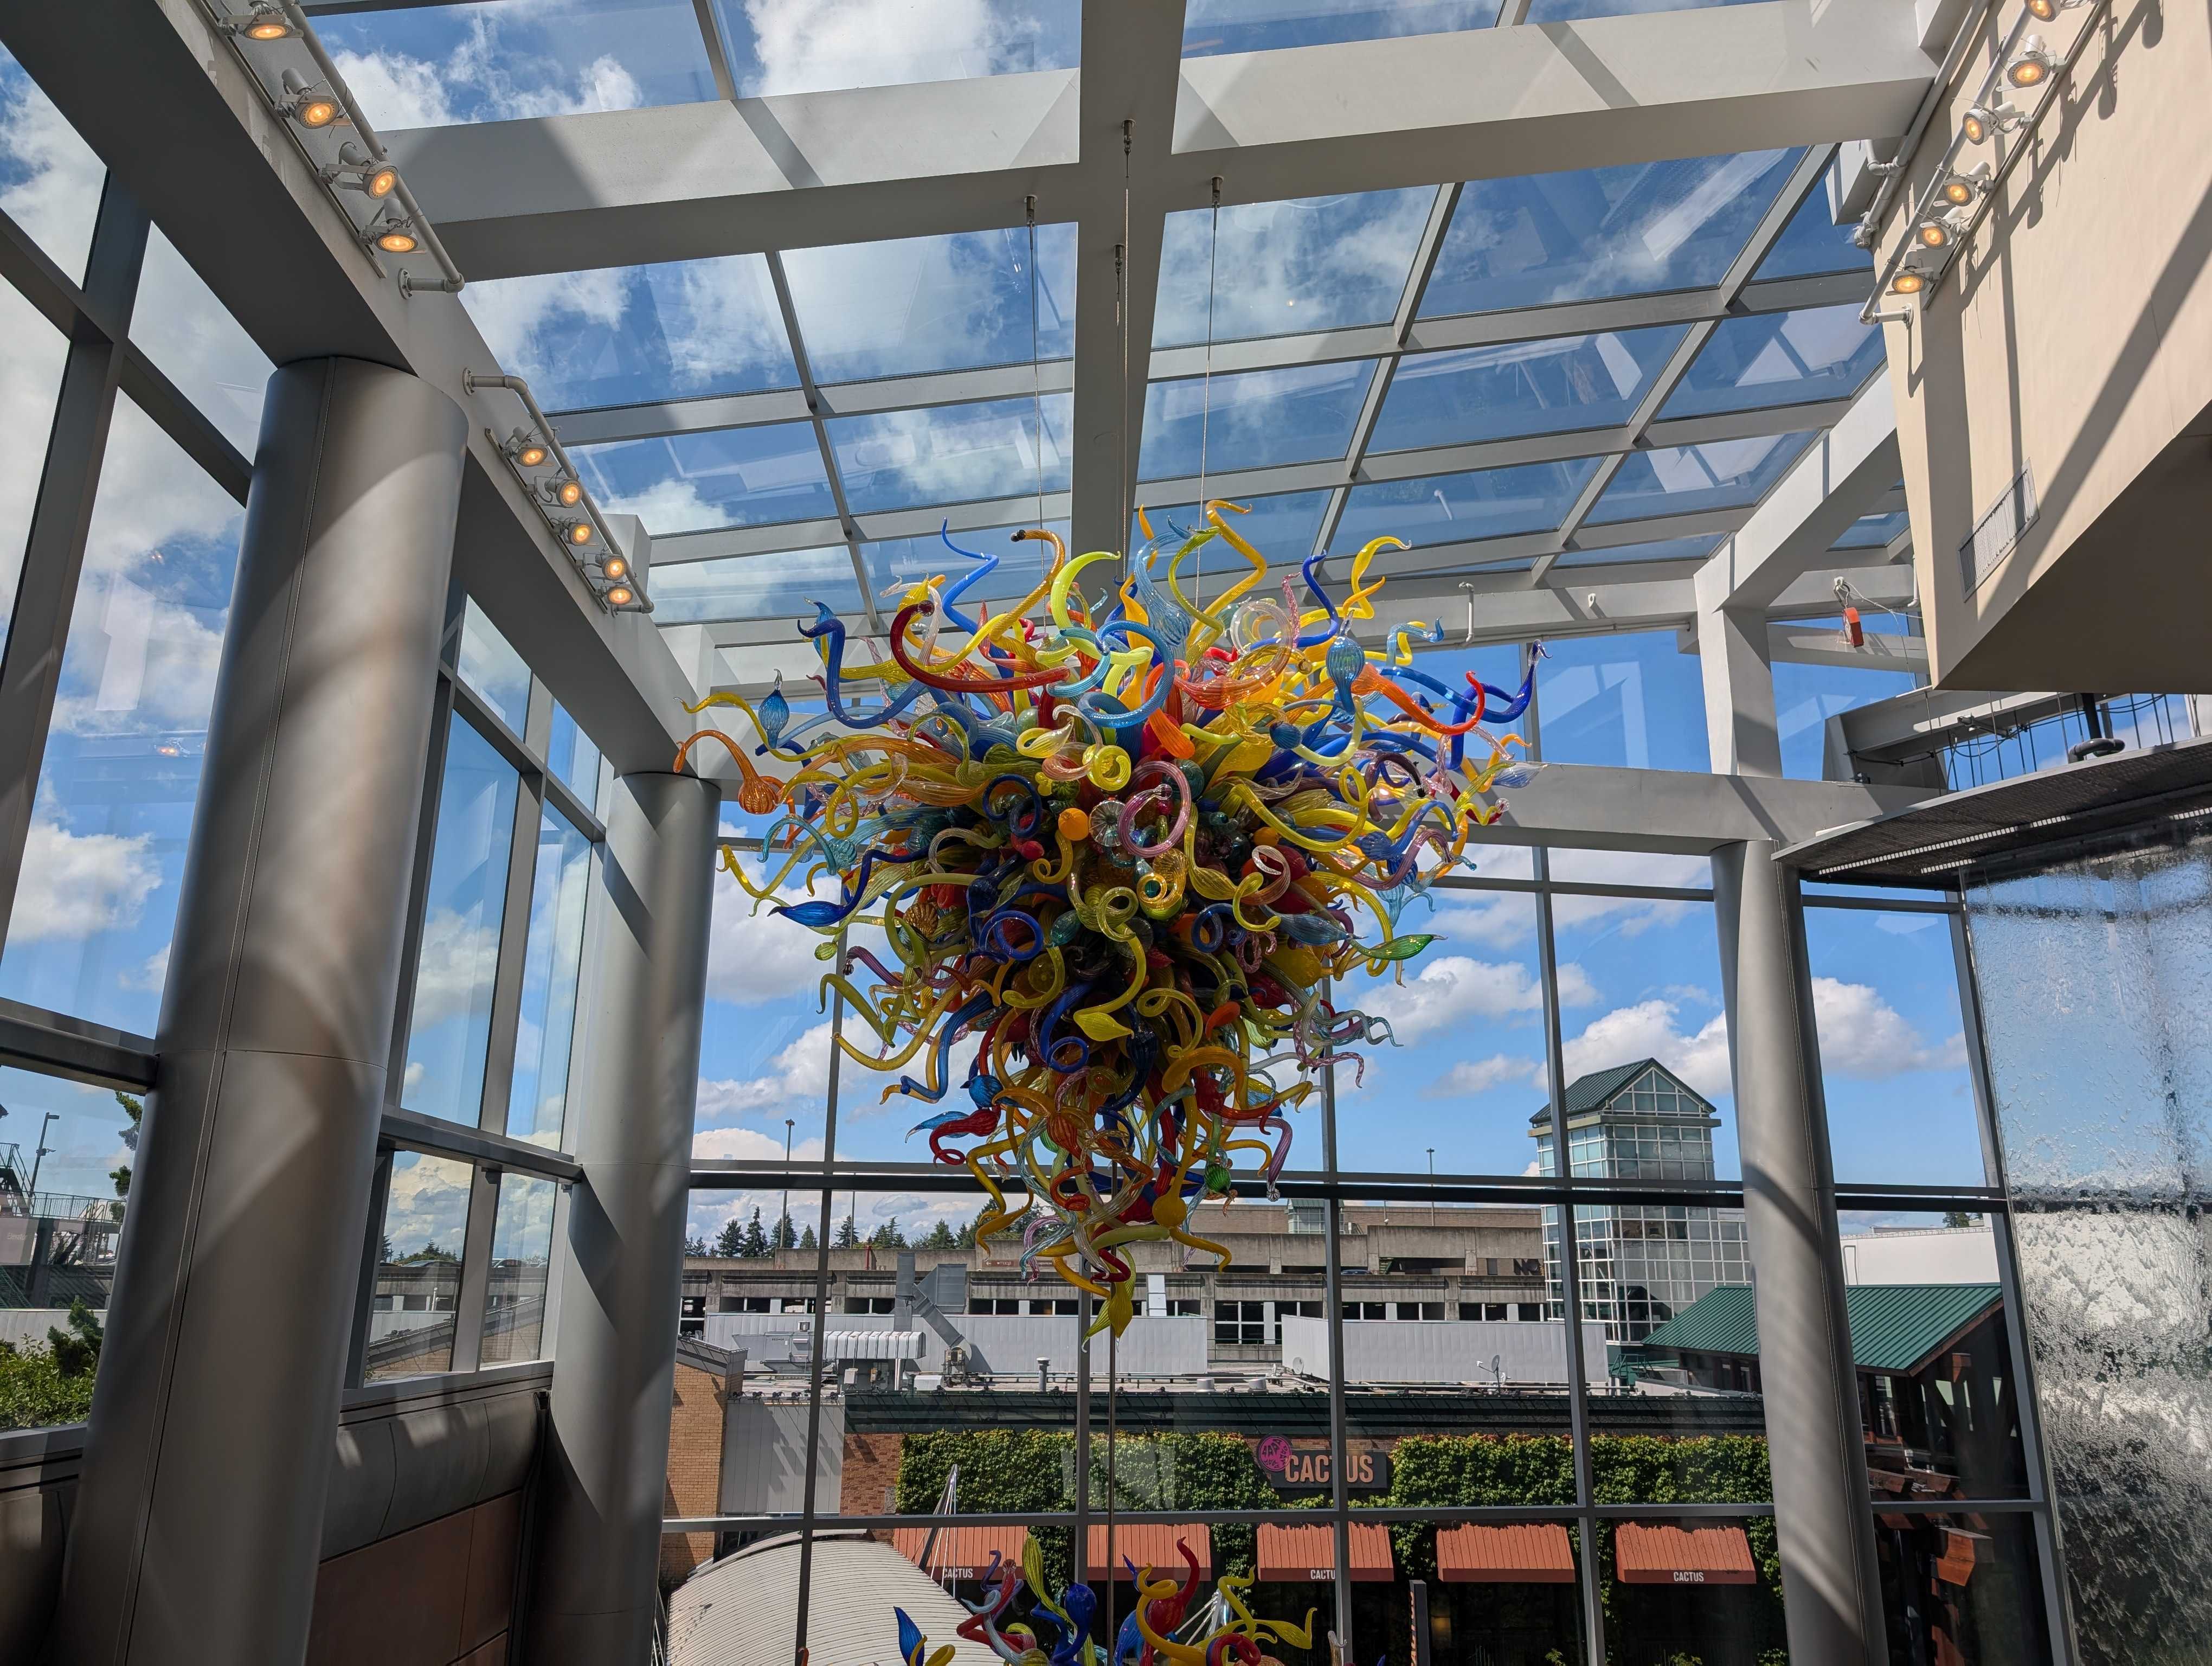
[1530,1059,1752,1348]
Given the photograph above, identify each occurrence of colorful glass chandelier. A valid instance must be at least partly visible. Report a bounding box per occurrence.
[681,507,1537,1336]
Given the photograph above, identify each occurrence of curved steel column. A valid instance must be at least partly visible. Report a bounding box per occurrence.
[526,771,718,1665]
[1713,840,1886,1666]
[49,358,466,1665]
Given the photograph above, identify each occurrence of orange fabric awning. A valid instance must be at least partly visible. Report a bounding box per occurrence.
[1256,1522,1393,1584]
[1614,1524,1757,1586]
[1436,1523,1576,1585]
[1086,1524,1211,1582]
[893,1525,1028,1582]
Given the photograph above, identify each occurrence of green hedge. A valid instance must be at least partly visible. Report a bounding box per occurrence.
[0,1341,96,1432]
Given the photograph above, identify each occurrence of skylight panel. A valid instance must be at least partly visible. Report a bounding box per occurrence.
[650,546,863,624]
[1130,491,1335,567]
[709,0,1079,96]
[1370,326,1686,452]
[1752,182,1876,283]
[1138,362,1372,480]
[461,255,796,411]
[1181,0,1502,55]
[571,422,834,534]
[314,1,718,129]
[1334,457,1603,550]
[1586,432,1817,525]
[867,520,1072,607]
[782,224,1075,385]
[1154,190,1436,346]
[1658,306,1884,421]
[827,394,1073,514]
[1419,151,1803,318]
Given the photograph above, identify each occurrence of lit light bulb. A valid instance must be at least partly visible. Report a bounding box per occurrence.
[2028,0,2056,15]
[376,228,419,254]
[1918,220,1951,248]
[569,522,595,546]
[1962,108,1994,144]
[517,443,548,468]
[606,585,634,607]
[557,478,582,506]
[1891,271,1926,296]
[247,18,292,40]
[366,166,398,198]
[603,555,628,580]
[1943,178,1975,206]
[297,96,339,129]
[2008,36,2055,86]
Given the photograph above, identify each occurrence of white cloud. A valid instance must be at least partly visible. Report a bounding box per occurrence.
[1359,954,1547,1045]
[706,861,836,1005]
[384,1151,474,1251]
[1423,1053,1544,1099]
[693,1125,827,1162]
[9,820,160,943]
[1809,977,1965,1079]
[742,0,1002,96]
[47,578,228,738]
[1562,999,1734,1100]
[407,905,503,1029]
[127,945,170,994]
[0,68,103,279]
[698,1021,837,1120]
[329,48,456,129]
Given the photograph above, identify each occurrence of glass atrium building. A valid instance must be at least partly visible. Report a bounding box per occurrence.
[0,5,2208,1666]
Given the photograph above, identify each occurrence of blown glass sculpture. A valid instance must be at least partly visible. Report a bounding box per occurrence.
[683,507,1536,1335]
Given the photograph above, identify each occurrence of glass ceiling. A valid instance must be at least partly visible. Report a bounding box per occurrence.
[424,84,1884,652]
[1179,0,1766,57]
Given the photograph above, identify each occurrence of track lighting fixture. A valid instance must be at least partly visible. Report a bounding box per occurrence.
[556,478,582,507]
[1940,163,1994,206]
[368,212,419,253]
[279,69,339,130]
[1916,209,1972,249]
[1889,270,1926,296]
[602,555,629,581]
[566,521,595,547]
[227,5,293,39]
[508,430,549,469]
[605,585,634,607]
[1960,100,2026,144]
[329,144,397,198]
[2025,0,2083,20]
[2008,35,2057,87]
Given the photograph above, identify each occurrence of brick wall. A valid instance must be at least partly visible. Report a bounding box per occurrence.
[840,1431,903,1523]
[660,1360,728,1586]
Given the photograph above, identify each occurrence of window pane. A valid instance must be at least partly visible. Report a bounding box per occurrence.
[0,43,104,282]
[868,520,1070,609]
[0,277,69,630]
[1139,361,1372,479]
[1527,0,1767,19]
[1586,431,1816,526]
[460,254,796,411]
[1773,629,1919,781]
[1184,0,1504,54]
[1533,629,1709,772]
[132,229,273,457]
[1371,326,1687,452]
[402,719,519,1124]
[454,597,531,731]
[574,423,834,534]
[317,1,719,128]
[1334,457,1600,552]
[651,546,862,624]
[1658,305,1884,421]
[828,394,1072,514]
[545,700,602,811]
[480,1173,557,1366]
[1338,888,1549,1176]
[0,1065,133,1428]
[783,223,1075,382]
[1805,906,1983,1188]
[1155,189,1435,345]
[506,809,591,1148]
[1421,151,1800,318]
[1754,179,1876,282]
[1871,1511,2053,1666]
[1130,494,1332,572]
[709,0,1081,96]
[696,852,833,1164]
[365,1151,474,1383]
[0,398,245,1032]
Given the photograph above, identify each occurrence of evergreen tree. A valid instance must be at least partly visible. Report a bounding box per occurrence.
[773,1212,797,1251]
[868,1216,906,1249]
[921,1219,956,1250]
[1941,1210,1983,1229]
[683,1233,708,1258]
[110,1092,143,1213]
[715,1218,745,1258]
[798,1223,818,1250]
[739,1207,769,1259]
[834,1214,860,1249]
[955,1201,991,1248]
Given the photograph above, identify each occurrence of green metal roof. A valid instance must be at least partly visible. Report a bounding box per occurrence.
[1529,1058,1714,1126]
[1641,1283,2003,1375]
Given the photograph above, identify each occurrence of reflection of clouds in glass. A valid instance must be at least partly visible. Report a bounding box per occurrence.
[0,283,68,618]
[489,1174,558,1265]
[573,421,832,536]
[133,232,273,457]
[383,1152,475,1255]
[1155,190,1433,347]
[830,395,1073,515]
[1182,0,1502,55]
[409,906,505,1029]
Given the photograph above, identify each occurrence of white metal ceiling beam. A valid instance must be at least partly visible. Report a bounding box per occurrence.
[1692,374,1901,613]
[386,2,1935,281]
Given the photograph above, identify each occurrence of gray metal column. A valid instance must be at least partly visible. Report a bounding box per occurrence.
[525,770,718,1665]
[49,358,467,1666]
[1711,840,1885,1666]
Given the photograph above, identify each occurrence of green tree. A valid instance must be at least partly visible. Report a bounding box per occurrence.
[773,1212,797,1251]
[739,1208,769,1259]
[835,1213,860,1249]
[1942,1210,1983,1229]
[867,1216,906,1249]
[798,1223,818,1250]
[684,1233,708,1258]
[110,1092,144,1215]
[47,1301,103,1379]
[921,1219,957,1250]
[400,1241,458,1263]
[714,1218,745,1258]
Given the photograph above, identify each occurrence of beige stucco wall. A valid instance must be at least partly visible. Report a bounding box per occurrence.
[1881,0,2212,692]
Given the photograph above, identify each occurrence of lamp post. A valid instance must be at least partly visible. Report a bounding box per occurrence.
[782,1118,795,1258]
[1426,1148,1435,1227]
[28,1112,59,1200]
